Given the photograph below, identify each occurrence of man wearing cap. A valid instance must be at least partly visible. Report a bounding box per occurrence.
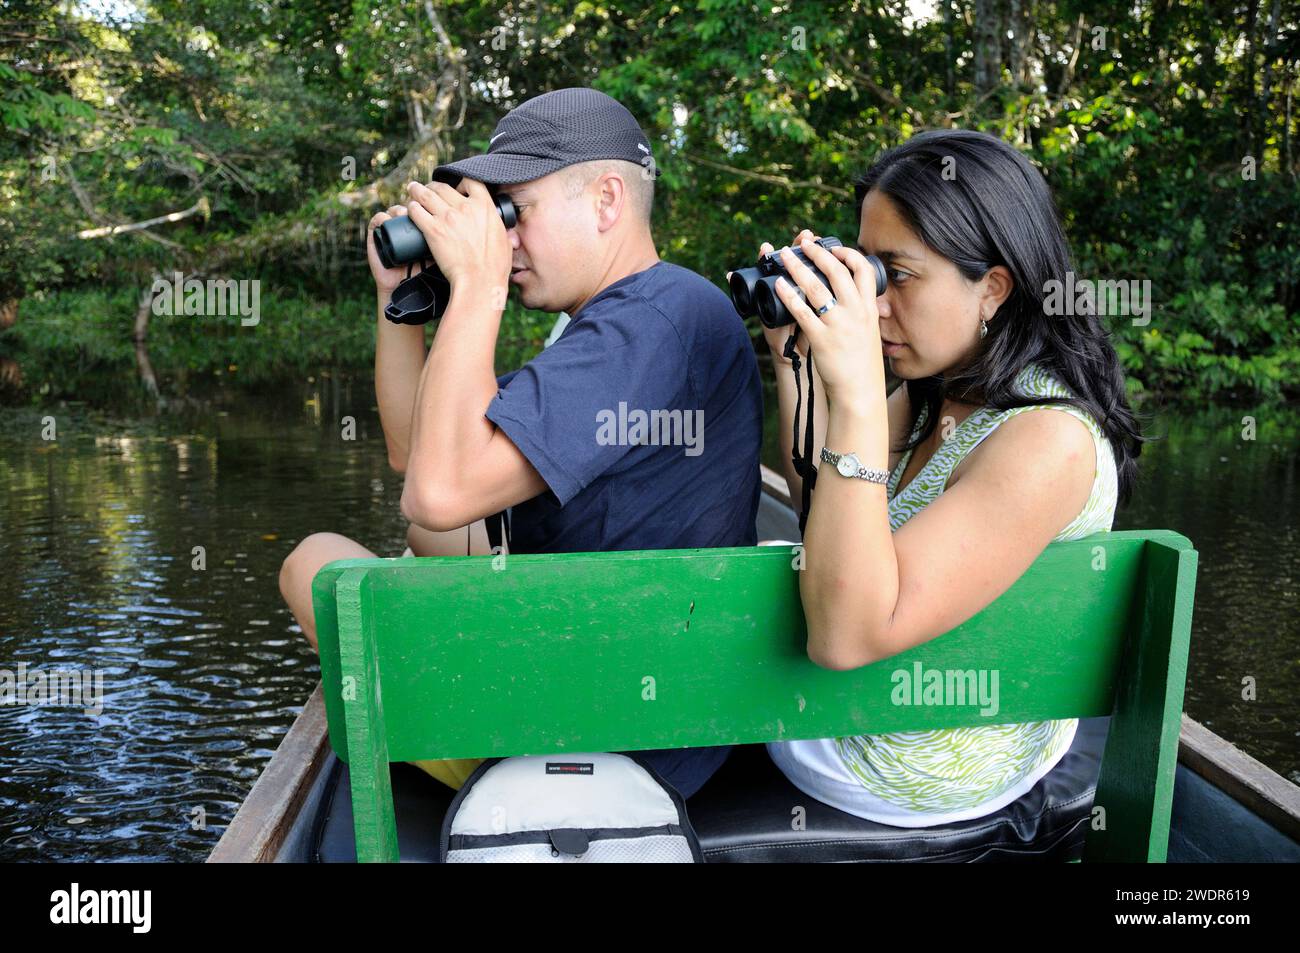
[279,88,763,801]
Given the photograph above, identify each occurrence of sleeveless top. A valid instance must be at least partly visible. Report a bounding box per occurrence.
[766,362,1120,826]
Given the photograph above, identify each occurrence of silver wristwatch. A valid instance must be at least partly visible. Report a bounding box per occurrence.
[820,447,889,485]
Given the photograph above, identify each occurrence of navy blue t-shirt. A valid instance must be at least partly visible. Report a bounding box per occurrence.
[485,260,762,798]
[486,260,762,556]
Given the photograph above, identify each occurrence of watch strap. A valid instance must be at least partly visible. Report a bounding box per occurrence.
[820,446,889,485]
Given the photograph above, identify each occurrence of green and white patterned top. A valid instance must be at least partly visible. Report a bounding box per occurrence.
[767,361,1119,825]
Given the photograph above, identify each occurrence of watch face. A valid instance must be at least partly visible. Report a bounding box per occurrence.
[837,453,859,477]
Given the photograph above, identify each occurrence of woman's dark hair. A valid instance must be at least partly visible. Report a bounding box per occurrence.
[854,128,1144,503]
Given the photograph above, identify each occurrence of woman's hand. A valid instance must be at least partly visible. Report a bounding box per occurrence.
[772,234,886,403]
[727,229,816,364]
[759,229,816,362]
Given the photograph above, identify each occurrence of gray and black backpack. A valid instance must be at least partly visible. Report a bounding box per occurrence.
[438,752,703,863]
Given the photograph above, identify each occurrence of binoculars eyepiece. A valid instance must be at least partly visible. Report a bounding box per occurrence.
[729,236,888,328]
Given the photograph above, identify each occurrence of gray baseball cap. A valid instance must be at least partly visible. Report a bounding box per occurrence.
[433,87,660,187]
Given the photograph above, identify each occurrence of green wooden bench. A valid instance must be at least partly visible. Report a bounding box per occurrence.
[312,528,1197,863]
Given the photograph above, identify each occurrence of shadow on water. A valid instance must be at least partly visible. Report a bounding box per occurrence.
[1,373,1297,861]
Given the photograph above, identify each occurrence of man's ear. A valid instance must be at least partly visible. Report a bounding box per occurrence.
[594,172,626,233]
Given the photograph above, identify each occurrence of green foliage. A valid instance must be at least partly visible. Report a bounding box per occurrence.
[1,0,1297,405]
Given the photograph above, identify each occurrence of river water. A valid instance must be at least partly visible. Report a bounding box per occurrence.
[2,374,1296,860]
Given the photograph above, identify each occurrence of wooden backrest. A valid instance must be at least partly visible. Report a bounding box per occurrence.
[312,529,1196,862]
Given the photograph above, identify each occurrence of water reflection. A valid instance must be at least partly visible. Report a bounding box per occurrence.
[1113,408,1299,788]
[1,376,1297,862]
[1,375,409,861]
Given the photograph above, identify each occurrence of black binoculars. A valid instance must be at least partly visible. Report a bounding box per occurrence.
[729,236,888,328]
[375,173,518,325]
[373,191,518,270]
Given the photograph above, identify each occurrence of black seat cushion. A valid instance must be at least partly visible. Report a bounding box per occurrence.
[315,717,1108,863]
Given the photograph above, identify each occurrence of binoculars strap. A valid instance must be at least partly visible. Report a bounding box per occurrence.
[784,330,817,538]
[484,508,512,555]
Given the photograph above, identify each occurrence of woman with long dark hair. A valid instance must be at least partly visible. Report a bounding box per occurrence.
[760,128,1144,825]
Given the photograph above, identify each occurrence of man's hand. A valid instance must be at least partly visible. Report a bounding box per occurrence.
[405,178,512,309]
[367,203,428,298]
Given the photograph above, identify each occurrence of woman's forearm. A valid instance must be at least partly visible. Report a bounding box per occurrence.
[760,233,901,669]
[800,384,897,670]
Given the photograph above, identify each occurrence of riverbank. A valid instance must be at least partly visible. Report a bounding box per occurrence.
[0,285,560,410]
[2,285,1298,410]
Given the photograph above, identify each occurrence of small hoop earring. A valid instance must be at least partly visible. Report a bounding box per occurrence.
[979,318,989,340]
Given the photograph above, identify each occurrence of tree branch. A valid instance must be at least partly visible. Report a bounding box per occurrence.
[682,153,853,198]
[76,196,210,240]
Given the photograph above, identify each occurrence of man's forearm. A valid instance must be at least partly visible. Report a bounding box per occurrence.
[374,290,427,472]
[403,284,503,520]
[772,358,801,501]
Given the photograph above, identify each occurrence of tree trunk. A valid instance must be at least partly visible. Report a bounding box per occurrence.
[1057,14,1085,97]
[1244,0,1260,155]
[1259,0,1283,139]
[973,0,1003,95]
[0,357,21,394]
[1286,64,1294,178]
[943,0,955,96]
[1008,0,1025,90]
[133,276,161,403]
